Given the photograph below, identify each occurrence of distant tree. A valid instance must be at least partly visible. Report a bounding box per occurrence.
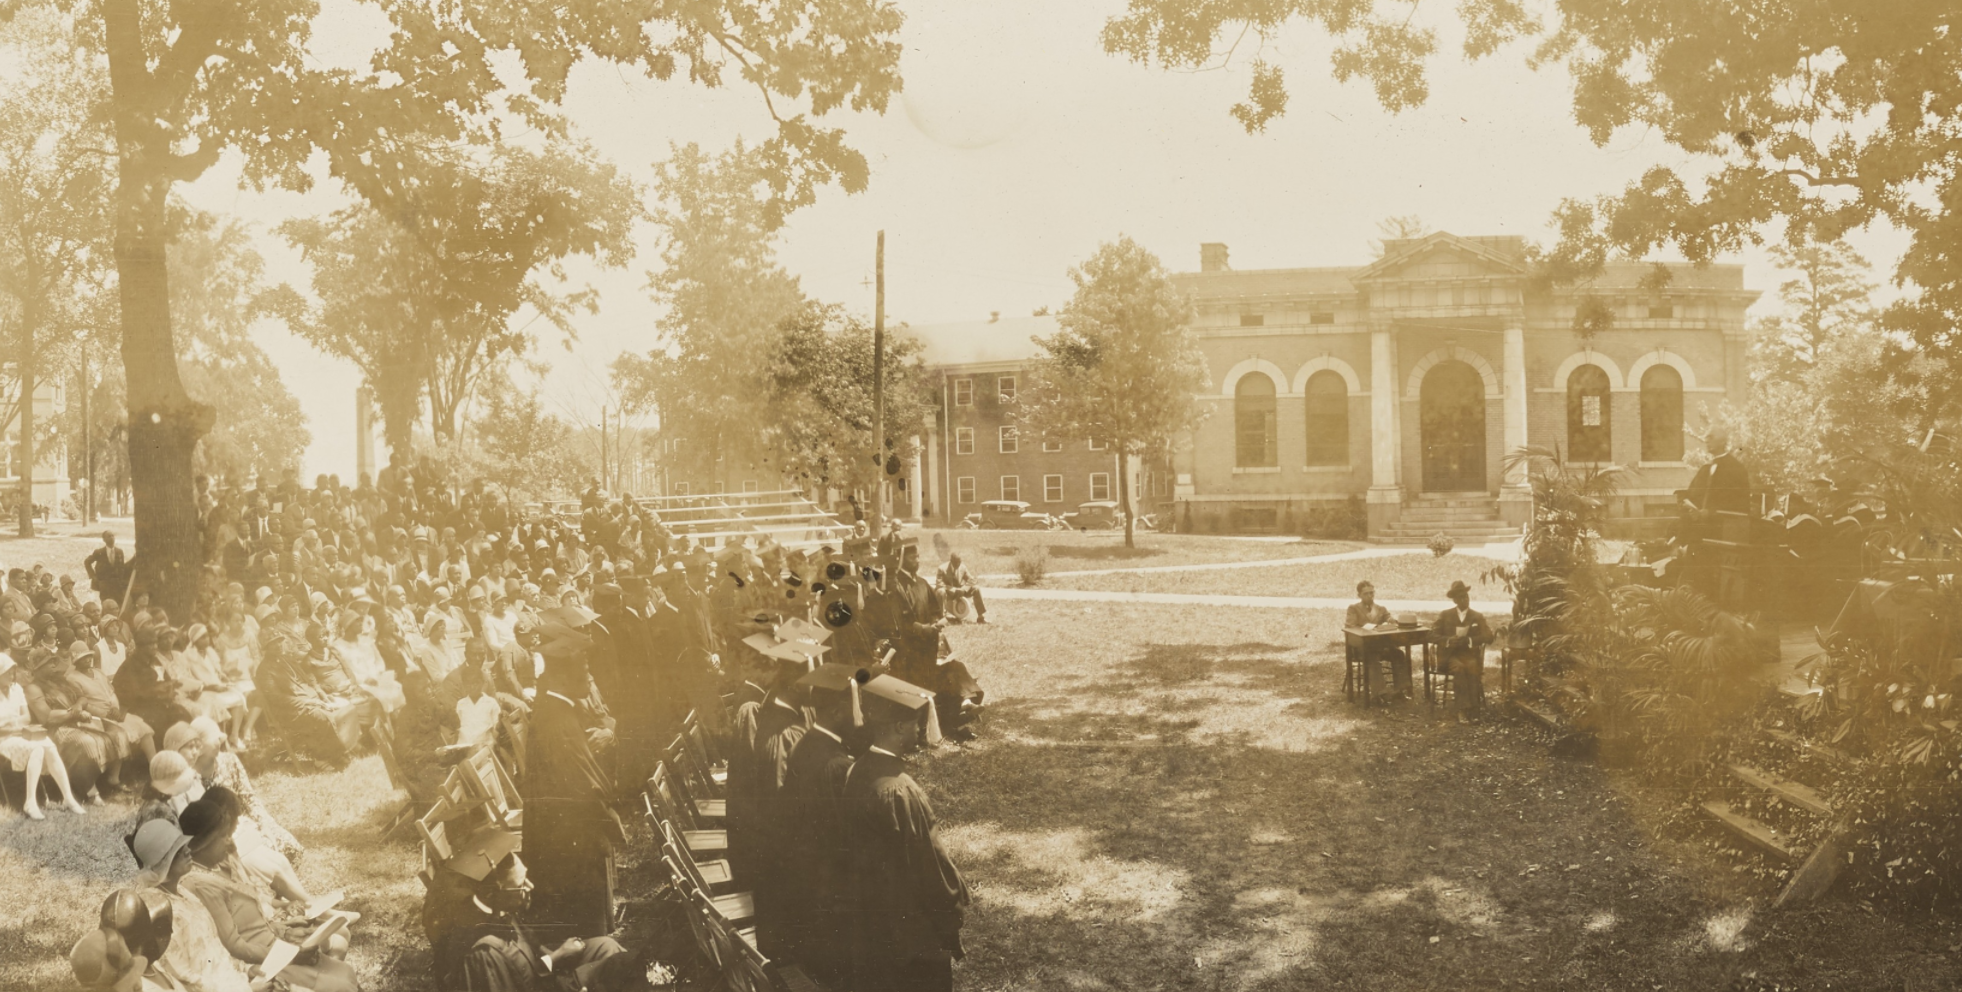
[0,6,112,535]
[613,141,807,476]
[468,371,592,501]
[1750,242,1880,387]
[165,208,310,486]
[1021,237,1209,548]
[283,138,641,454]
[766,302,932,500]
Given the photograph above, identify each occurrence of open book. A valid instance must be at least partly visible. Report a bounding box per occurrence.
[299,910,360,952]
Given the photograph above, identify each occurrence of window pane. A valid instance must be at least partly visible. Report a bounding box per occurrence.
[1303,371,1348,466]
[1566,364,1613,462]
[1640,365,1684,462]
[957,477,975,503]
[1090,473,1110,501]
[1000,476,1019,501]
[955,428,973,455]
[999,426,1018,453]
[1234,374,1278,468]
[1044,474,1062,502]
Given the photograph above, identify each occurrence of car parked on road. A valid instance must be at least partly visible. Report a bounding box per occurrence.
[963,500,1059,530]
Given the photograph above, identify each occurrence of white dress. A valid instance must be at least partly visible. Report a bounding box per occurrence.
[99,639,129,678]
[0,682,48,772]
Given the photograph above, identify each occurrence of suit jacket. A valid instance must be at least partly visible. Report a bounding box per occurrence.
[1345,602,1391,628]
[1431,606,1494,664]
[1685,451,1753,515]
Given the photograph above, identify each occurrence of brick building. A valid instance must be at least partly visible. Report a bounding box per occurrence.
[1169,233,1760,540]
[906,316,1155,526]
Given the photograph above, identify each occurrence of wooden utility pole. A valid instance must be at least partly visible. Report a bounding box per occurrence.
[16,320,35,538]
[870,230,886,539]
[80,347,91,524]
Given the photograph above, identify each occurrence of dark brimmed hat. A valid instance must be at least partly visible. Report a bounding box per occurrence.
[1446,580,1472,599]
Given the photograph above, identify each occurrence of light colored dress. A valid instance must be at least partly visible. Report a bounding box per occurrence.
[455,693,502,750]
[210,750,305,864]
[333,635,404,713]
[174,648,246,723]
[99,637,129,678]
[0,681,54,773]
[133,870,254,992]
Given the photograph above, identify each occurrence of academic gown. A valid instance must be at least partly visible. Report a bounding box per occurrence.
[845,749,969,992]
[781,724,856,985]
[725,693,806,954]
[522,689,623,933]
[424,877,635,992]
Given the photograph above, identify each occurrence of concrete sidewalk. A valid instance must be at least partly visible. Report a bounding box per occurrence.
[978,538,1521,583]
[979,585,1512,614]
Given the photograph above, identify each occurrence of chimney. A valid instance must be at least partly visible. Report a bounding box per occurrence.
[1200,242,1229,273]
[989,311,1000,323]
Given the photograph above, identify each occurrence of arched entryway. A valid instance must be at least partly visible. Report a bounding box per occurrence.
[1420,359,1487,491]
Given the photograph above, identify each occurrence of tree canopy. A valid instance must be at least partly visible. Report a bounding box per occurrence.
[765,302,932,499]
[1021,236,1208,547]
[282,137,641,453]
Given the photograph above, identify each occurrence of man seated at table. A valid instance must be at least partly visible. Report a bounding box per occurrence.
[934,552,987,624]
[1432,580,1495,719]
[1344,580,1410,698]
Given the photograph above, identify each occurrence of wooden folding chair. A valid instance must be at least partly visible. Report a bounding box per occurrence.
[497,710,528,779]
[660,821,734,889]
[681,709,727,781]
[458,748,524,830]
[654,757,724,824]
[645,772,730,861]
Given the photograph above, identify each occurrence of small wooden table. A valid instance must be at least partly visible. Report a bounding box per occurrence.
[1342,624,1431,704]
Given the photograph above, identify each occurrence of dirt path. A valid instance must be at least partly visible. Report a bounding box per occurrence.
[978,585,1514,614]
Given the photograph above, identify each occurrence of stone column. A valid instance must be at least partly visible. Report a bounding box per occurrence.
[909,438,925,521]
[1499,320,1532,526]
[924,419,939,524]
[1366,322,1402,535]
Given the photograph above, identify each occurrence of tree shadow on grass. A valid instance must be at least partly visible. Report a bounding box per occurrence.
[919,629,1919,991]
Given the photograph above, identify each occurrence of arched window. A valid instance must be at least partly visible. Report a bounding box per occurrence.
[1234,373,1277,468]
[1303,370,1349,466]
[1640,364,1685,462]
[1566,364,1612,462]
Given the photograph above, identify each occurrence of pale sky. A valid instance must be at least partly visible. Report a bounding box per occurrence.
[177,0,1909,480]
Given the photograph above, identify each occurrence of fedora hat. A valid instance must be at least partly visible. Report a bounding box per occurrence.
[1446,580,1472,599]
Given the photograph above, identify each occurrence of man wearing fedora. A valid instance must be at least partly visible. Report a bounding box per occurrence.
[1432,581,1494,718]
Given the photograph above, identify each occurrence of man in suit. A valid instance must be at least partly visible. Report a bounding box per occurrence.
[84,532,130,602]
[1682,427,1753,517]
[1432,581,1495,719]
[1345,580,1410,698]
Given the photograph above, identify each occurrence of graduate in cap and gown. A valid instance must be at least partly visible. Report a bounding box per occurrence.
[847,674,970,992]
[726,634,820,955]
[421,827,638,992]
[519,606,625,934]
[780,662,862,987]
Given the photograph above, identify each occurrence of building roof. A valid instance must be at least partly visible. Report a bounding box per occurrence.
[902,315,1058,368]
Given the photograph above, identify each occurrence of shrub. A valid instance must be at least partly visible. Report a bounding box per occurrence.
[1014,543,1049,586]
[1298,495,1366,540]
[1427,532,1454,557]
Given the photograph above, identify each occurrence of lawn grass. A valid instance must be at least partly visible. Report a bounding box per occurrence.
[927,598,1957,990]
[0,754,424,991]
[919,527,1352,578]
[1044,551,1513,603]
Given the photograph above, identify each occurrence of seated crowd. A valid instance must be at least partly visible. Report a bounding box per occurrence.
[8,455,986,991]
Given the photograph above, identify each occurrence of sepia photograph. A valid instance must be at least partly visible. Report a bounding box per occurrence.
[3,0,1961,989]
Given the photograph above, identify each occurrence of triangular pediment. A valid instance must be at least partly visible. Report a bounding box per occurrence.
[1352,232,1526,283]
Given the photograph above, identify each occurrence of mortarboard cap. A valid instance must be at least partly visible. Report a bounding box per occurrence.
[777,616,832,645]
[798,663,865,726]
[444,825,522,882]
[860,673,932,725]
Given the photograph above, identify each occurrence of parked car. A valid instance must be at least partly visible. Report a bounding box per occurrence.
[1061,501,1124,530]
[963,500,1058,530]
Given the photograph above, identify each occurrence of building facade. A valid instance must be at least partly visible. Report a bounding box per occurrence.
[1169,233,1759,539]
[3,370,72,517]
[908,316,1154,527]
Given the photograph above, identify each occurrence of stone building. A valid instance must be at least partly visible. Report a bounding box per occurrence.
[2,370,71,517]
[1168,233,1759,540]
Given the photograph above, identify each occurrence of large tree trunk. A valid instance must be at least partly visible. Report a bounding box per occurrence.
[15,316,33,537]
[1119,439,1135,549]
[105,0,210,622]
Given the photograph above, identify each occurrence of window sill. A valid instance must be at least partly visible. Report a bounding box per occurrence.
[1232,466,1282,475]
[1300,465,1354,473]
[1638,461,1688,469]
